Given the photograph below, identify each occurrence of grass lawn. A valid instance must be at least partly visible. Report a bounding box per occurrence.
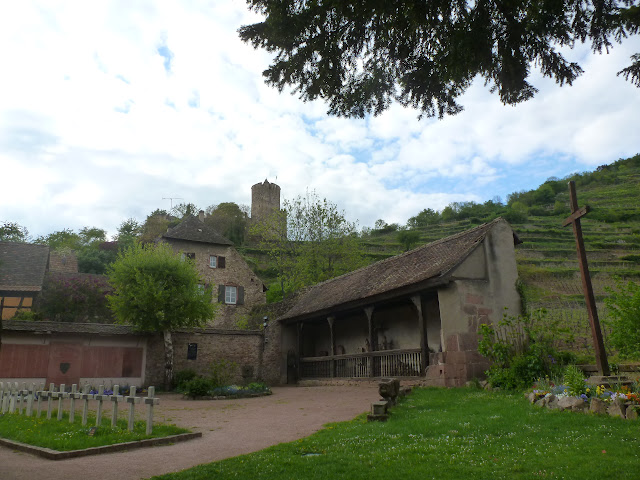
[0,410,189,451]
[152,387,640,480]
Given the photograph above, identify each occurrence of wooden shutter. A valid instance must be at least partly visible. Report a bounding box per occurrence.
[237,286,245,305]
[218,256,226,268]
[217,285,225,303]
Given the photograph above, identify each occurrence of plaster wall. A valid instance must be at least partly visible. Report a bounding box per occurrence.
[433,219,521,386]
[0,332,147,387]
[164,239,266,329]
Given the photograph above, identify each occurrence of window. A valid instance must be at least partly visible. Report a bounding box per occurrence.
[181,252,195,261]
[225,286,237,304]
[209,255,226,268]
[218,285,244,305]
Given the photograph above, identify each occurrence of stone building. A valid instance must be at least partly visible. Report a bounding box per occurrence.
[160,214,266,329]
[250,179,281,227]
[274,218,522,386]
[0,242,78,320]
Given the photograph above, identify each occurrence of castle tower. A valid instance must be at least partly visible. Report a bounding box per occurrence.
[251,179,281,225]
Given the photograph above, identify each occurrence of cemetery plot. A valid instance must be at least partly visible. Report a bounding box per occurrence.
[0,381,196,456]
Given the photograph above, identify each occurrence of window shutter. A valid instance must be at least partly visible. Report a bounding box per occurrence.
[237,286,244,305]
[217,285,225,303]
[218,256,226,268]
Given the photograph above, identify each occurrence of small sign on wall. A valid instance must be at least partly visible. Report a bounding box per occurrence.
[187,343,198,360]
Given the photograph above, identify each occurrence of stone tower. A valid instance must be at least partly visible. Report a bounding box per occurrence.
[251,179,281,225]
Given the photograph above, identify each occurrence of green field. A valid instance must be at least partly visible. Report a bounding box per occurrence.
[153,387,640,480]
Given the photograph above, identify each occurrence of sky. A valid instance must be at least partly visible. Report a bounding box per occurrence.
[1,1,639,240]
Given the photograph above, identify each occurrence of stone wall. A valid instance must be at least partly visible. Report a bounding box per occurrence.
[250,180,280,225]
[163,238,266,329]
[144,329,265,386]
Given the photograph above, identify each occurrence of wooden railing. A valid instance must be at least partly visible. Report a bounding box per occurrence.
[300,348,422,379]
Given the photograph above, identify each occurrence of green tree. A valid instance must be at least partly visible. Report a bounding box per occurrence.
[239,1,640,118]
[0,222,30,242]
[115,218,143,250]
[407,208,441,228]
[397,229,421,252]
[604,278,640,358]
[107,242,218,389]
[204,202,249,245]
[251,191,366,299]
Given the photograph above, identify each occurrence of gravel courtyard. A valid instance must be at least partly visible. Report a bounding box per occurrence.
[0,384,379,480]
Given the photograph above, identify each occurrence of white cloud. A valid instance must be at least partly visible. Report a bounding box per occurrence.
[1,2,639,238]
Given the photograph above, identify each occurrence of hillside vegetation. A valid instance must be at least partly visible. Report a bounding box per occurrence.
[242,154,640,360]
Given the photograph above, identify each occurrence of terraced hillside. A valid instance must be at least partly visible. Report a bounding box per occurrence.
[241,155,640,358]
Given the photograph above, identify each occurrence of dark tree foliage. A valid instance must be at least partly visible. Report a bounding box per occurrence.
[239,1,640,118]
[205,202,249,246]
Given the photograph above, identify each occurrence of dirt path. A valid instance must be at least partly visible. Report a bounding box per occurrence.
[0,385,379,479]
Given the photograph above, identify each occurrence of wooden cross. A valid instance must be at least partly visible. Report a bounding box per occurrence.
[562,181,610,376]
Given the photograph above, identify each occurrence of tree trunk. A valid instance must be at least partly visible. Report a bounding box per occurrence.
[163,329,174,391]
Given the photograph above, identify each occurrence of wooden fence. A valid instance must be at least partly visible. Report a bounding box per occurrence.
[0,382,160,434]
[301,348,422,379]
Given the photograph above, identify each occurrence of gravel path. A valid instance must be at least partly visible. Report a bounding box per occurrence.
[0,384,379,480]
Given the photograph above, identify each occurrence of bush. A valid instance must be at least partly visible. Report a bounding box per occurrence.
[604,278,640,359]
[185,377,212,399]
[478,310,571,390]
[208,359,237,388]
[173,369,197,390]
[563,365,587,396]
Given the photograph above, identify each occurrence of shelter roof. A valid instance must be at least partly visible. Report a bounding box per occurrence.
[0,242,50,292]
[162,215,233,246]
[280,218,516,322]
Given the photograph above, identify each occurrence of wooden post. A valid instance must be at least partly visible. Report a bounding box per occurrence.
[328,316,335,378]
[144,386,160,435]
[365,306,375,377]
[125,386,141,432]
[562,181,610,376]
[411,295,429,376]
[296,322,304,381]
[110,385,124,427]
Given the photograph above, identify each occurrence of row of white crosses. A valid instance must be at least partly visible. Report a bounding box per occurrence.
[0,382,159,434]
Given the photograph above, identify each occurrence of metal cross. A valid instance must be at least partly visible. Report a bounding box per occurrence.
[562,181,610,376]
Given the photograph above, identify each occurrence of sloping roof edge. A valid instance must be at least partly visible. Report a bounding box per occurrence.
[278,218,513,322]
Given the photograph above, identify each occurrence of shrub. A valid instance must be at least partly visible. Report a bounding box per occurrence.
[563,365,587,396]
[185,377,212,399]
[208,359,237,388]
[604,278,640,359]
[173,369,197,390]
[478,310,571,390]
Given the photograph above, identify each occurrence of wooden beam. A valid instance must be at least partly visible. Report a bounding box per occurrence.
[561,205,590,227]
[563,181,610,376]
[411,295,428,376]
[327,316,335,378]
[364,306,375,377]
